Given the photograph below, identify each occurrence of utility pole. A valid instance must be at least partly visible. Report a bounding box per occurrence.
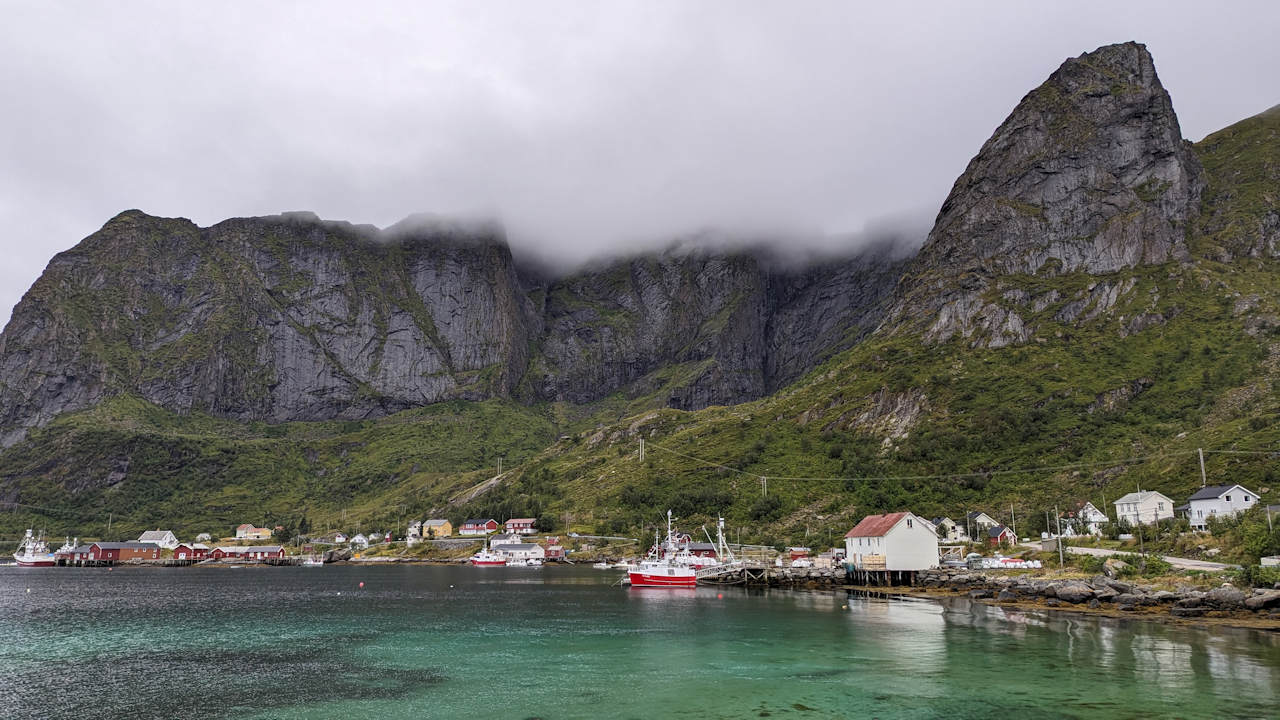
[761,476,767,498]
[107,512,112,536]
[1055,506,1065,568]
[1198,448,1208,488]
[1010,503,1016,539]
[1137,513,1145,556]
[497,457,502,476]
[639,438,644,463]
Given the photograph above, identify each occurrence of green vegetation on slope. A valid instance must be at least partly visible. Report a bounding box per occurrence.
[0,396,556,541]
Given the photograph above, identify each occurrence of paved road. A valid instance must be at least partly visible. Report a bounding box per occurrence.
[1050,543,1241,571]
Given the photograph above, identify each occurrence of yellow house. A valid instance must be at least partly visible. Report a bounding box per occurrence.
[422,519,453,538]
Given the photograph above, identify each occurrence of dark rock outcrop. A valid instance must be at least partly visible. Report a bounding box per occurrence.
[528,241,907,409]
[888,42,1204,345]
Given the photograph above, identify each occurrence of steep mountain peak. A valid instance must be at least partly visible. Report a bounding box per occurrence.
[887,41,1204,344]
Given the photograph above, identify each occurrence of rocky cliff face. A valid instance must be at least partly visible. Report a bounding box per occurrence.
[0,213,908,445]
[525,242,908,409]
[0,211,541,445]
[888,42,1204,344]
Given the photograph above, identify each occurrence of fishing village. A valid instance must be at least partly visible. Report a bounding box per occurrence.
[10,478,1280,629]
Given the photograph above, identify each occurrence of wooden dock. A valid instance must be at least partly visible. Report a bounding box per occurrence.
[696,561,846,587]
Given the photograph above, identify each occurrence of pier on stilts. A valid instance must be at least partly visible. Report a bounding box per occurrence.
[694,561,846,587]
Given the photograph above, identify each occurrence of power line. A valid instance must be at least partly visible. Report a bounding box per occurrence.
[0,501,98,518]
[644,440,1202,484]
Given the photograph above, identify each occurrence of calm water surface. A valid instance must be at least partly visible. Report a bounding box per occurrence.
[1,565,1277,719]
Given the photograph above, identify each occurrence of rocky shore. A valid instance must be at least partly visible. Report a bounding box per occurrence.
[913,569,1280,623]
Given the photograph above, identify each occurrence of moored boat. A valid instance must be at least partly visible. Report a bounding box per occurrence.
[14,529,55,567]
[625,511,697,588]
[469,537,508,566]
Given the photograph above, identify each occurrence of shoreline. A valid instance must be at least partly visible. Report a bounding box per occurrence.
[836,582,1280,633]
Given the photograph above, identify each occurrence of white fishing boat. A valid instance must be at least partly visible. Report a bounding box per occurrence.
[300,554,324,567]
[14,529,55,567]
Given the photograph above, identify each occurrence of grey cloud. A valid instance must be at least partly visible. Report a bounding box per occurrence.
[2,1,1278,326]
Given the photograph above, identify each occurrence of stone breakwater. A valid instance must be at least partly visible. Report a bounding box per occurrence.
[915,569,1280,620]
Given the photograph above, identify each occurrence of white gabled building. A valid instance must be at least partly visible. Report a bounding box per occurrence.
[493,543,546,561]
[1186,484,1260,530]
[844,512,939,572]
[1113,491,1174,526]
[930,517,968,542]
[1060,501,1109,536]
[137,530,180,549]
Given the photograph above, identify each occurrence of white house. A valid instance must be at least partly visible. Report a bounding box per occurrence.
[931,517,968,542]
[1113,491,1174,526]
[844,512,939,571]
[1186,484,1260,530]
[493,543,546,561]
[137,530,179,549]
[965,511,999,536]
[350,534,369,549]
[1060,501,1109,536]
[489,532,523,547]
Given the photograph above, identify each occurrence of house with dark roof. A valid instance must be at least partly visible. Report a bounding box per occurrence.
[987,525,1017,546]
[1186,484,1260,530]
[89,542,161,562]
[843,512,938,571]
[966,511,999,534]
[459,519,499,536]
[931,517,968,542]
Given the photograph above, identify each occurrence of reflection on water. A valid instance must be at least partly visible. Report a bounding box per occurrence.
[1,566,1277,720]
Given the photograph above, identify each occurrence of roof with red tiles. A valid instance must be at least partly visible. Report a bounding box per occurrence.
[845,512,910,538]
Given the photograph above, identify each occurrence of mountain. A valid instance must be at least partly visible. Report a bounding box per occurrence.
[889,41,1203,346]
[1,42,1278,549]
[0,215,908,448]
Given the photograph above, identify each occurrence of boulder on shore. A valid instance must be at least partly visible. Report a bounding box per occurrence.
[1205,586,1246,609]
[1055,582,1095,604]
[1244,590,1280,611]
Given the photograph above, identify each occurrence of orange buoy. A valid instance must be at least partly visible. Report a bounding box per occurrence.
[359,581,365,589]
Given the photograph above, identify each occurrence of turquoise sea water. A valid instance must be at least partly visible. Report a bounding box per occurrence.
[1,564,1277,719]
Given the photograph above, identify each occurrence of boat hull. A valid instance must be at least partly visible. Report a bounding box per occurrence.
[15,557,55,567]
[470,560,507,566]
[628,570,697,588]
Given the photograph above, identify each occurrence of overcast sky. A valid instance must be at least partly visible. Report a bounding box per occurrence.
[2,1,1277,327]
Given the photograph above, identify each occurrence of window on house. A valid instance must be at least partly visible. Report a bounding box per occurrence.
[1158,503,1164,511]
[907,519,913,529]
[1225,495,1231,502]
[1245,496,1251,502]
